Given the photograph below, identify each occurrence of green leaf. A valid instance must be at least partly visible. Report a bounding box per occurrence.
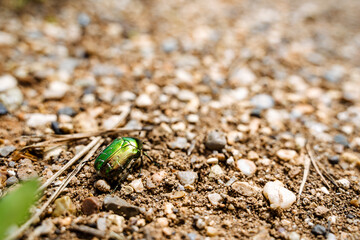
[0,179,40,240]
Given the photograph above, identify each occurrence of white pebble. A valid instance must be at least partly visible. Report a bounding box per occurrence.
[263,180,296,209]
[209,164,224,178]
[276,149,298,161]
[26,114,57,128]
[0,74,17,92]
[43,81,69,99]
[130,179,144,193]
[231,181,260,196]
[208,193,222,206]
[207,158,218,164]
[288,232,300,240]
[136,94,153,107]
[102,115,124,130]
[337,178,350,189]
[236,159,257,176]
[320,187,329,194]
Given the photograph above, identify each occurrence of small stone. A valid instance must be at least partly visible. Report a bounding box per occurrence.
[107,214,125,233]
[231,181,260,196]
[251,94,274,110]
[171,122,186,131]
[350,199,360,207]
[205,130,226,150]
[82,197,101,215]
[327,233,336,240]
[97,217,107,231]
[52,196,77,217]
[250,108,262,118]
[170,191,186,199]
[94,179,111,192]
[288,232,300,240]
[230,67,256,86]
[78,13,91,27]
[340,152,360,165]
[121,185,134,195]
[186,114,199,123]
[206,226,219,237]
[169,137,188,150]
[0,102,8,115]
[315,206,329,216]
[227,131,244,145]
[334,134,349,146]
[57,106,77,116]
[162,227,173,236]
[130,179,144,193]
[263,180,296,209]
[188,233,198,240]
[177,171,198,185]
[102,115,124,130]
[324,65,345,83]
[209,164,224,178]
[196,218,206,229]
[136,94,153,107]
[236,159,257,176]
[156,217,169,227]
[0,145,16,157]
[152,171,167,184]
[276,149,298,161]
[337,178,350,189]
[51,121,63,135]
[6,176,18,186]
[162,38,178,53]
[43,81,69,99]
[26,114,57,128]
[208,193,222,206]
[247,151,259,160]
[0,74,17,92]
[103,195,140,218]
[0,87,23,111]
[206,157,218,164]
[311,224,327,236]
[328,155,340,165]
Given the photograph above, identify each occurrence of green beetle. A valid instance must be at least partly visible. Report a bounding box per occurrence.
[94,137,151,183]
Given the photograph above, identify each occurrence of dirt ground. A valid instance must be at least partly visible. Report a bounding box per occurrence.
[0,0,360,239]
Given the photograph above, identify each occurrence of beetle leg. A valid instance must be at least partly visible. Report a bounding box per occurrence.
[137,155,144,177]
[144,151,159,167]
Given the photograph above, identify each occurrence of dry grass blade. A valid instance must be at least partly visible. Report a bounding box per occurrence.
[6,138,104,240]
[297,154,311,205]
[39,136,101,192]
[21,126,152,151]
[305,144,331,189]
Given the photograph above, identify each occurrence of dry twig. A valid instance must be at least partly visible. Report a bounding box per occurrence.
[297,154,311,205]
[305,144,331,189]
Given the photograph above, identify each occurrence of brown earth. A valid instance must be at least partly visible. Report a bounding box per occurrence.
[0,0,359,239]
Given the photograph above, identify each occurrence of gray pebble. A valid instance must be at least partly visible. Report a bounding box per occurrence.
[169,137,188,150]
[78,13,91,27]
[0,102,8,115]
[188,233,198,240]
[311,224,327,236]
[162,38,178,53]
[103,195,140,218]
[334,134,349,146]
[251,94,274,109]
[0,145,16,157]
[205,130,226,150]
[6,176,18,186]
[324,65,345,83]
[58,107,77,117]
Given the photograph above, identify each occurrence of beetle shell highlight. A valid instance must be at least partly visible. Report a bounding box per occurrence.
[94,137,143,178]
